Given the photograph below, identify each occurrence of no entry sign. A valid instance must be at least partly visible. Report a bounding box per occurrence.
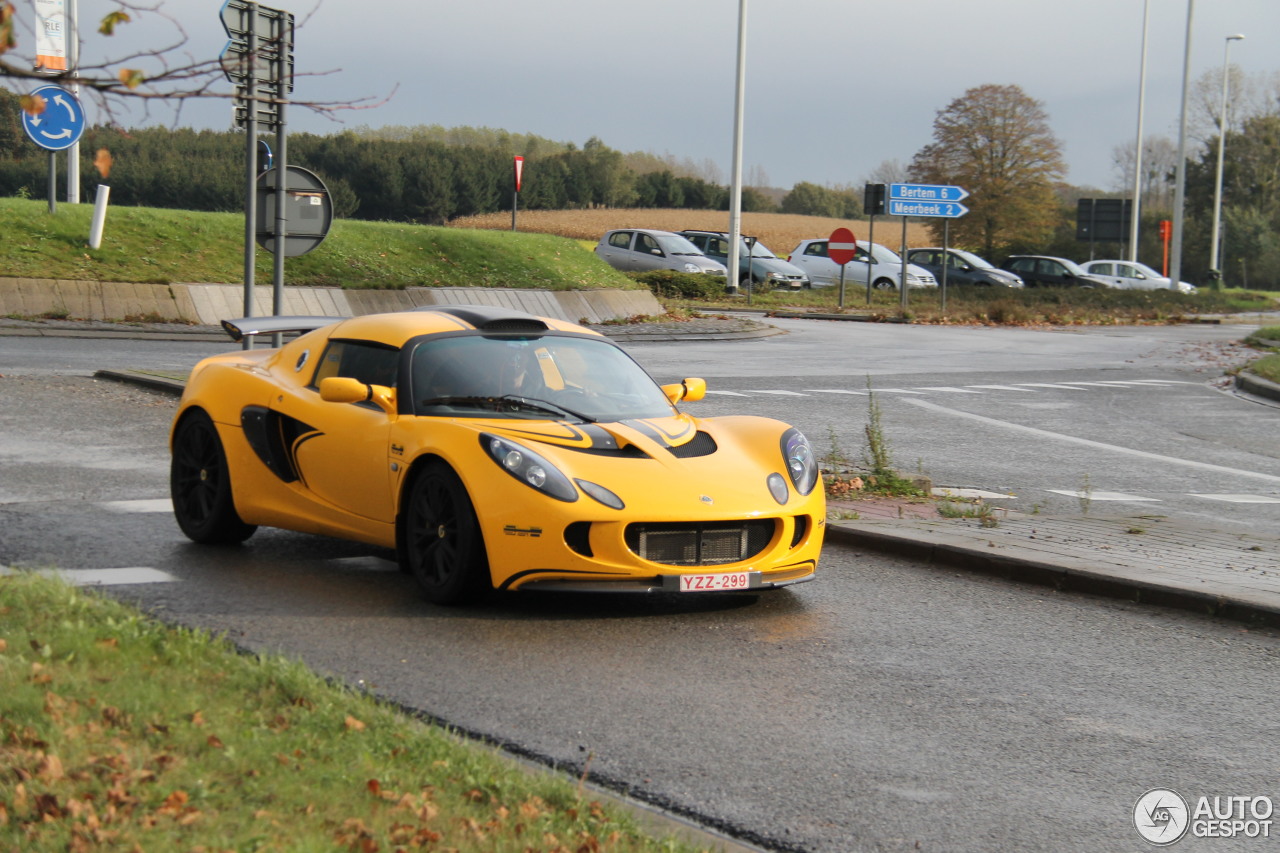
[828,228,858,265]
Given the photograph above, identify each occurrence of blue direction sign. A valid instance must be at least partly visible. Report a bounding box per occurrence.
[888,183,969,203]
[887,199,969,219]
[21,85,85,151]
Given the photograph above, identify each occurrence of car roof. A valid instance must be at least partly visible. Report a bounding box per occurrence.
[319,307,599,349]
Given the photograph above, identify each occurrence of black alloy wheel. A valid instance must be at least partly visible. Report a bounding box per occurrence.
[170,410,257,544]
[399,461,491,605]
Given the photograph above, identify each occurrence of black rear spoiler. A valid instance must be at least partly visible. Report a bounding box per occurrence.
[220,316,344,343]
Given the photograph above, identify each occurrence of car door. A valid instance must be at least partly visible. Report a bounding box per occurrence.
[1086,262,1122,288]
[1116,263,1157,290]
[596,230,636,271]
[275,339,397,524]
[632,232,673,273]
[789,241,837,286]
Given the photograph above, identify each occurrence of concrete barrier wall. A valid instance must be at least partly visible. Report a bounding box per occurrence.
[0,277,662,325]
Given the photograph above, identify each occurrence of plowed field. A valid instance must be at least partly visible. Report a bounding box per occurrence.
[449,209,934,255]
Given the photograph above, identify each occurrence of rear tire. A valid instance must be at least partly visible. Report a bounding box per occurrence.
[399,461,491,605]
[170,410,256,544]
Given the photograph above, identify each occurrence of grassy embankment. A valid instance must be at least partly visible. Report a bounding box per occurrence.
[0,572,705,852]
[1244,326,1280,382]
[0,198,637,292]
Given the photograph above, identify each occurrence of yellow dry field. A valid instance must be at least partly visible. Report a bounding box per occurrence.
[449,209,935,255]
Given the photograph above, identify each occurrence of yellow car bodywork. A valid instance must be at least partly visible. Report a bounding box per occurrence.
[170,307,825,601]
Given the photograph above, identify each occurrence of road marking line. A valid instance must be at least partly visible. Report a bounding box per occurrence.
[1011,383,1090,391]
[804,389,869,395]
[0,566,177,585]
[916,387,981,394]
[705,390,751,397]
[871,388,924,395]
[1189,494,1280,504]
[933,487,1015,499]
[1046,490,1160,502]
[1058,381,1150,388]
[98,498,172,513]
[900,397,1280,485]
[965,385,1038,392]
[743,390,809,396]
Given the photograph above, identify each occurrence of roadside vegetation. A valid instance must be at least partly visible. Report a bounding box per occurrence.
[0,571,703,853]
[3,198,1276,327]
[0,198,637,291]
[1243,326,1280,383]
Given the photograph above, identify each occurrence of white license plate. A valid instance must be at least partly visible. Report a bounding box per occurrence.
[678,571,751,592]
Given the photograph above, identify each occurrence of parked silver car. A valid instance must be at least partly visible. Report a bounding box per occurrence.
[594,229,727,277]
[1078,260,1196,293]
[787,238,937,290]
[678,230,810,289]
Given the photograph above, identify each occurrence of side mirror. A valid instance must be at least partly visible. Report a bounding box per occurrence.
[661,377,707,404]
[319,376,396,415]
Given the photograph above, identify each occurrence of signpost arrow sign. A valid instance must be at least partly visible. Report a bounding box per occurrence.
[888,183,969,203]
[887,199,969,219]
[21,84,85,151]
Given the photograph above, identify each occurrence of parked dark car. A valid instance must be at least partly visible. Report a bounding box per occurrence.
[678,230,809,290]
[999,255,1111,288]
[906,248,1024,287]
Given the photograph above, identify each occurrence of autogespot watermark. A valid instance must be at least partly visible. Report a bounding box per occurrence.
[1134,788,1275,845]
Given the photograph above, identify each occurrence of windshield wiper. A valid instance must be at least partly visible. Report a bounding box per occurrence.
[419,394,596,423]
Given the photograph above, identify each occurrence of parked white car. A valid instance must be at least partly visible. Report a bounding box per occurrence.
[1078,260,1197,293]
[787,239,937,290]
[594,229,727,277]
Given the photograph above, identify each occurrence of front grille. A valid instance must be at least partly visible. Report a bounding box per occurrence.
[625,520,774,566]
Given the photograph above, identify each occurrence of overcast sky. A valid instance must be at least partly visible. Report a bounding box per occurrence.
[32,0,1280,192]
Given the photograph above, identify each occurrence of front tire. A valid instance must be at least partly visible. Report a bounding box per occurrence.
[872,278,897,291]
[399,461,491,605]
[170,410,256,544]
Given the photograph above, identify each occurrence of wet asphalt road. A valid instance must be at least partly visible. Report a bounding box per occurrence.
[2,365,1279,851]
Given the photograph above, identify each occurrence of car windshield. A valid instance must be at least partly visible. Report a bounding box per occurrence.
[952,249,994,269]
[866,244,903,264]
[409,333,676,422]
[744,240,777,259]
[655,234,705,256]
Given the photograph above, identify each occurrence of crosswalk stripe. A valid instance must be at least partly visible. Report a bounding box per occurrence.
[99,499,172,513]
[1046,490,1161,502]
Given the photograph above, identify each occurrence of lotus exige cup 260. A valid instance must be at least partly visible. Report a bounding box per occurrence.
[169,306,825,603]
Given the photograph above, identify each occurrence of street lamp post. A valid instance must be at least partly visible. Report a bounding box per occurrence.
[1209,34,1245,288]
[1129,0,1150,263]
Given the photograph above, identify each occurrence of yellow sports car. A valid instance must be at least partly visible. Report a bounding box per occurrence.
[170,306,824,603]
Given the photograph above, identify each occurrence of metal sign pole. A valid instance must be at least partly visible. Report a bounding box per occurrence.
[941,220,950,313]
[865,215,875,305]
[47,151,56,214]
[241,10,258,350]
[899,216,908,315]
[272,97,287,346]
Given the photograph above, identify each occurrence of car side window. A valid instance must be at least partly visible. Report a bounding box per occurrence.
[1009,258,1032,272]
[635,233,662,255]
[804,242,828,257]
[1040,260,1064,276]
[1117,264,1140,278]
[312,340,400,390]
[608,231,632,250]
[1092,263,1113,275]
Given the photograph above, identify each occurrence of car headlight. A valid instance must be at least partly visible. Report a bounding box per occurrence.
[779,428,818,498]
[766,272,784,281]
[683,263,701,273]
[481,434,578,502]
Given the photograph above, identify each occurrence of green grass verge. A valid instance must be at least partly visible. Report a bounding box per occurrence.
[1249,353,1280,383]
[673,283,1278,326]
[0,572,701,852]
[0,198,638,292]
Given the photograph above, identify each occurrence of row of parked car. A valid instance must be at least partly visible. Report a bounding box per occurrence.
[593,228,1196,293]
